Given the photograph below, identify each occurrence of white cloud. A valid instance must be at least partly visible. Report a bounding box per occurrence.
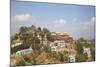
[91,16,95,22]
[11,13,36,35]
[13,13,32,22]
[91,16,95,24]
[69,17,95,40]
[54,18,66,28]
[81,16,95,27]
[86,16,95,25]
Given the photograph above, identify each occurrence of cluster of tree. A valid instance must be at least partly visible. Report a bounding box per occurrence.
[75,38,91,54]
[11,25,55,53]
[76,53,88,62]
[75,37,95,61]
[11,44,29,54]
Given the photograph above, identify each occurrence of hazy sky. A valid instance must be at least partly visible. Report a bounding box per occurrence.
[11,0,95,40]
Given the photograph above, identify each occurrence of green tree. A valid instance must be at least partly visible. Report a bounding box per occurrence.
[37,27,42,32]
[43,27,49,34]
[19,26,28,34]
[75,37,90,54]
[43,45,51,53]
[90,44,95,61]
[76,54,88,62]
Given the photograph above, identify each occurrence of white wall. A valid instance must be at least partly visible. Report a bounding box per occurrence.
[22,0,95,5]
[0,0,99,67]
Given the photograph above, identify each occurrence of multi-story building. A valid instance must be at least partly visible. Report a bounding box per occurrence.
[16,47,33,56]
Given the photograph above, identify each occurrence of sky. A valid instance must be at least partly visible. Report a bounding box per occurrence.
[11,0,95,40]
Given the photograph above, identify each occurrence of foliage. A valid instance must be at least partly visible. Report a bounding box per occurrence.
[76,54,88,62]
[91,44,95,61]
[43,45,51,53]
[75,37,91,54]
[11,44,29,54]
[11,55,26,66]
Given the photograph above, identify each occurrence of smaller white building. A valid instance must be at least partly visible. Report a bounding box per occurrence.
[68,54,76,63]
[51,32,57,36]
[43,34,48,45]
[16,48,33,56]
[54,40,65,47]
[51,46,58,52]
[83,47,91,57]
[37,34,48,45]
[37,34,42,44]
[50,40,66,52]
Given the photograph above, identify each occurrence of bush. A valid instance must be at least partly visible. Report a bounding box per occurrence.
[11,44,29,54]
[76,54,88,62]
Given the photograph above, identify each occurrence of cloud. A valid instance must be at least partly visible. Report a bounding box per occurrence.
[11,13,36,36]
[89,16,95,25]
[54,18,66,28]
[91,16,95,24]
[13,13,32,22]
[65,17,95,40]
[91,16,95,22]
[80,16,95,27]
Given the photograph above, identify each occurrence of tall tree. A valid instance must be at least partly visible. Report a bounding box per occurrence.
[37,27,42,32]
[43,27,49,34]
